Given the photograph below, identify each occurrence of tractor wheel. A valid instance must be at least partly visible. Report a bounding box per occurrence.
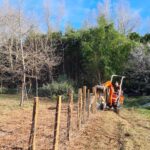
[100,103,105,110]
[115,107,120,114]
[115,99,121,114]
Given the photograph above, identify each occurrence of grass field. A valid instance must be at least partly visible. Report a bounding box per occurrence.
[0,94,34,115]
[125,96,150,107]
[124,95,150,119]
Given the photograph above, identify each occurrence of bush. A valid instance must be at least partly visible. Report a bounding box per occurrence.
[0,87,8,94]
[124,96,150,107]
[0,87,17,94]
[39,81,75,100]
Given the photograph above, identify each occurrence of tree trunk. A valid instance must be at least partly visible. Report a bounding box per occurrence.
[19,1,26,106]
[20,73,26,106]
[36,75,38,97]
[8,38,14,70]
[28,79,32,94]
[25,85,28,101]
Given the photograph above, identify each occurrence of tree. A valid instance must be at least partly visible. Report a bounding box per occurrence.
[43,0,66,32]
[62,27,83,85]
[129,32,141,42]
[115,0,140,34]
[81,16,132,85]
[25,31,62,96]
[97,0,111,21]
[0,0,61,105]
[0,0,36,105]
[125,44,150,95]
[141,34,150,43]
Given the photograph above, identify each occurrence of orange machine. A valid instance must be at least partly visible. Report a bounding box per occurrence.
[96,75,125,113]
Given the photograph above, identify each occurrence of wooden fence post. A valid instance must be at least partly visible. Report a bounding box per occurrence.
[67,89,73,141]
[70,89,73,114]
[53,96,62,150]
[94,86,97,113]
[28,97,39,150]
[91,87,97,114]
[77,88,82,129]
[87,89,90,118]
[82,86,86,123]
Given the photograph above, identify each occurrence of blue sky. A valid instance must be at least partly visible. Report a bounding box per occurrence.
[0,0,150,34]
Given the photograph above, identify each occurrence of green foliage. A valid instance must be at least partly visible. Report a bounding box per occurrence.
[129,32,141,42]
[141,34,150,43]
[125,96,150,107]
[0,87,8,94]
[129,32,150,44]
[62,29,83,86]
[39,80,74,99]
[2,14,148,96]
[80,16,132,84]
[61,16,133,87]
[0,87,17,94]
[57,74,69,82]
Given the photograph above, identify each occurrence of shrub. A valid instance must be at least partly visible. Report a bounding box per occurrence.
[0,87,18,94]
[0,87,8,94]
[39,81,74,100]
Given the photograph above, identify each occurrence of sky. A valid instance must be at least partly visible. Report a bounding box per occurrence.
[0,0,150,34]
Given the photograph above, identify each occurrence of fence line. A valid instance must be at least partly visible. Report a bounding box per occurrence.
[2,86,98,150]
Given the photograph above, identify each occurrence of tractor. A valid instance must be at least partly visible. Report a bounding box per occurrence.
[96,75,125,113]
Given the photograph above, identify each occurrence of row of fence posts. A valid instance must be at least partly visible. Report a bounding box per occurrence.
[28,86,97,150]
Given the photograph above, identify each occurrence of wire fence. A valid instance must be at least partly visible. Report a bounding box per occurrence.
[0,86,98,150]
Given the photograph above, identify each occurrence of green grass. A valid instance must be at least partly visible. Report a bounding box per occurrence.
[0,94,33,114]
[0,94,20,101]
[136,108,150,119]
[124,96,150,107]
[0,94,56,115]
[124,96,150,119]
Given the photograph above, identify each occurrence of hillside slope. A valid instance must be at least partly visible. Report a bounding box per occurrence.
[68,109,150,150]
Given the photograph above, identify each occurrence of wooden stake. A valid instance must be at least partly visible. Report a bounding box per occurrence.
[67,89,73,141]
[77,88,82,129]
[87,89,90,118]
[70,89,74,114]
[91,87,97,114]
[53,96,62,150]
[28,97,39,150]
[82,86,86,123]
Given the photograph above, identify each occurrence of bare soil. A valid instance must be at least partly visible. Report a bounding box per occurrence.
[68,109,150,150]
[0,99,78,150]
[0,98,150,150]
